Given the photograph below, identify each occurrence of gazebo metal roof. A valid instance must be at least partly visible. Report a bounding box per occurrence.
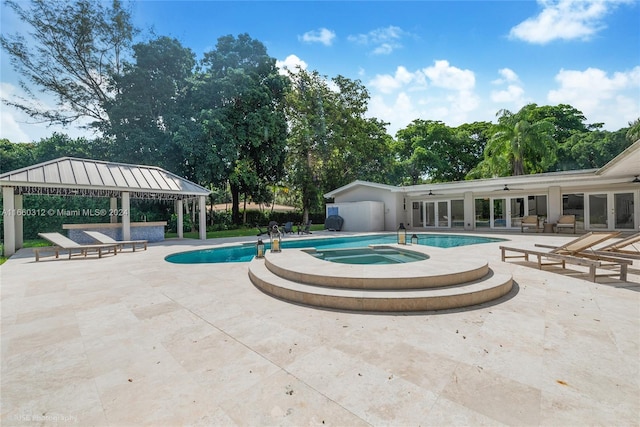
[0,157,210,200]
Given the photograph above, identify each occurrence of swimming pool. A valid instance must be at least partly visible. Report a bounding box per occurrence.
[165,234,505,264]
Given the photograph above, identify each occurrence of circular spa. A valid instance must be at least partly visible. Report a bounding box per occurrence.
[166,233,513,312]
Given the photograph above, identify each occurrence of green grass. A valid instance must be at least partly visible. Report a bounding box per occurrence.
[0,239,49,265]
[165,224,325,240]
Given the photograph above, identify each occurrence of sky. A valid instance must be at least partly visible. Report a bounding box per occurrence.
[1,0,639,143]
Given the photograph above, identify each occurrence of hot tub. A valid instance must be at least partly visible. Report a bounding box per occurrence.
[303,246,429,265]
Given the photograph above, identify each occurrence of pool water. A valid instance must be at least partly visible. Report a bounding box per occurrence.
[305,247,429,265]
[165,234,505,264]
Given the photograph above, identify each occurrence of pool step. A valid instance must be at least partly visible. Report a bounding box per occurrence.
[248,256,513,312]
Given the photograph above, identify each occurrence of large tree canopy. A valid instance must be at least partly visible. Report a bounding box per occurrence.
[470,104,557,177]
[1,0,136,129]
[393,120,490,184]
[105,36,196,172]
[196,34,289,225]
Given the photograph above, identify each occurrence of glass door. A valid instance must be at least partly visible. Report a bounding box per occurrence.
[588,194,608,229]
[437,201,449,227]
[493,198,506,228]
[424,202,435,227]
[423,201,450,227]
[614,193,635,229]
[510,197,525,229]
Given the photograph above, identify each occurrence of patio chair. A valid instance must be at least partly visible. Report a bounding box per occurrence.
[520,215,540,233]
[282,221,294,234]
[83,230,147,252]
[593,232,640,259]
[298,220,312,235]
[35,232,118,261]
[500,231,631,282]
[555,215,576,234]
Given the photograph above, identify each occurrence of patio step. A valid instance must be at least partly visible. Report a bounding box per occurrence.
[248,257,513,312]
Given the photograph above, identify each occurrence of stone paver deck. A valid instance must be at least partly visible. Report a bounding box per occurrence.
[1,231,638,426]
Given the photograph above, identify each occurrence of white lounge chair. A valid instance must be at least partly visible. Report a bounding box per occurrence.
[35,232,118,261]
[83,230,147,252]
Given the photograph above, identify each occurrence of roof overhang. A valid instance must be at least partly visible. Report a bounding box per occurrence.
[0,157,211,201]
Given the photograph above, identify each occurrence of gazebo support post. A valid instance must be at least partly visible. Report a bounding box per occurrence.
[15,194,23,250]
[110,197,118,223]
[176,199,184,239]
[199,196,206,240]
[2,186,16,256]
[122,192,131,241]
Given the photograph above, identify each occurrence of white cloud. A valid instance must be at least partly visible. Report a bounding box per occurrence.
[0,82,93,142]
[422,60,475,91]
[547,66,640,128]
[299,28,336,46]
[276,54,308,75]
[491,85,526,104]
[492,68,520,85]
[369,66,419,94]
[509,0,631,44]
[348,25,408,55]
[490,68,527,106]
[366,61,481,135]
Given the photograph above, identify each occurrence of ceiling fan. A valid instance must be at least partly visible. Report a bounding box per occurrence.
[495,184,523,191]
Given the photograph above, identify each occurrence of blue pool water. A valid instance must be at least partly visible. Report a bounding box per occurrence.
[165,234,505,264]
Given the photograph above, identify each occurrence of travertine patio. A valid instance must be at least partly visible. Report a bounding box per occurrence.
[1,231,638,426]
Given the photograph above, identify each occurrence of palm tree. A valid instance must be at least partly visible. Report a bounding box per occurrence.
[481,106,557,176]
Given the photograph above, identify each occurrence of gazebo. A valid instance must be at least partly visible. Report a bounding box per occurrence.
[0,157,211,256]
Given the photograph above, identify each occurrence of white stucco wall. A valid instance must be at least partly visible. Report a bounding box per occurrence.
[326,201,385,231]
[331,185,403,231]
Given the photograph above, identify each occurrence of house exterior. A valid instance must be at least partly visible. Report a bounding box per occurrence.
[324,140,640,233]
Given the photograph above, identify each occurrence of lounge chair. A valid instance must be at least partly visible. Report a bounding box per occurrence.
[555,215,576,234]
[520,215,540,233]
[500,231,631,282]
[83,230,147,252]
[298,220,312,235]
[592,232,640,259]
[282,221,294,234]
[35,232,118,261]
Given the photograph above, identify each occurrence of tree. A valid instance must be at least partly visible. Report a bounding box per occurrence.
[319,75,395,191]
[471,104,557,177]
[557,129,632,170]
[284,69,328,224]
[196,34,289,225]
[105,36,196,172]
[1,0,136,129]
[393,120,490,184]
[626,118,640,143]
[0,139,36,173]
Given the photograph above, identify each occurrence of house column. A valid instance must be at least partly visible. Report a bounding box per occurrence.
[548,186,562,223]
[121,192,131,240]
[2,186,16,256]
[198,195,206,240]
[463,191,474,230]
[176,199,183,239]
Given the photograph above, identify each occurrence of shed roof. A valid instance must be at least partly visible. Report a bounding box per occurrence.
[0,157,210,200]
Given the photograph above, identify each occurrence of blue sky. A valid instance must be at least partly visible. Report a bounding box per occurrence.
[1,0,639,143]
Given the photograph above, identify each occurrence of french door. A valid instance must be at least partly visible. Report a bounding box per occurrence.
[586,192,635,230]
